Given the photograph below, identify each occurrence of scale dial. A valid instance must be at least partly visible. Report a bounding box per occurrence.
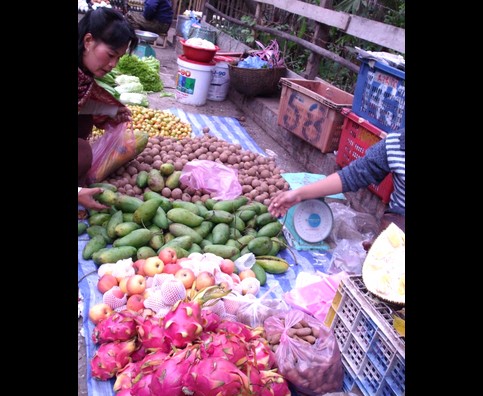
[293,199,333,243]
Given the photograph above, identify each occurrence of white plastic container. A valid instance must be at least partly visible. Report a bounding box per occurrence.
[176,55,215,106]
[207,56,234,101]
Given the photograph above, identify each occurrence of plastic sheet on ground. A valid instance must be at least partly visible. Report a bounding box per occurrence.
[78,113,332,396]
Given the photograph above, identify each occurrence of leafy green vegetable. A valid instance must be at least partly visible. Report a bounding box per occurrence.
[115,75,142,86]
[119,92,149,107]
[140,56,160,74]
[96,71,117,87]
[94,79,120,99]
[115,82,144,94]
[114,55,163,92]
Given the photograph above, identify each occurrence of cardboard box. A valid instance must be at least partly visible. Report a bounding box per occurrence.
[277,78,353,153]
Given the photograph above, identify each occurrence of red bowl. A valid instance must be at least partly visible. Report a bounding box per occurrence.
[181,39,220,63]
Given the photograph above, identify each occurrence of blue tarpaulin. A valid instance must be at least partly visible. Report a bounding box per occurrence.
[78,112,333,396]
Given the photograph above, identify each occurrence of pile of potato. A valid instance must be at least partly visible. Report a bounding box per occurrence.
[102,133,290,206]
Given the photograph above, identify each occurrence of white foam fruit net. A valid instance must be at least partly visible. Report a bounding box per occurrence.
[103,286,127,310]
[151,273,175,288]
[144,279,186,314]
[202,299,226,318]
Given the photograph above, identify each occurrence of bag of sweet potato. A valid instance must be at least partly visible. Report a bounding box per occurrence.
[264,309,344,395]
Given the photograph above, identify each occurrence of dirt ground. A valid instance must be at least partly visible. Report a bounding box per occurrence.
[78,25,309,396]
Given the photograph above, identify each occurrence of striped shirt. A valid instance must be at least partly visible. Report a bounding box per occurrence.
[338,129,405,215]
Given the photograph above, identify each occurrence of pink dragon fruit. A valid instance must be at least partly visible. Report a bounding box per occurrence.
[183,357,251,396]
[138,348,170,374]
[198,332,249,367]
[200,310,221,332]
[91,311,138,344]
[163,285,230,348]
[215,319,263,342]
[136,315,170,352]
[259,369,291,396]
[113,361,142,392]
[90,338,137,381]
[246,338,277,370]
[130,342,148,363]
[115,389,132,396]
[130,372,154,396]
[149,346,198,395]
[244,363,291,396]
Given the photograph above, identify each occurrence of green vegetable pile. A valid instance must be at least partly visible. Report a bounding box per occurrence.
[114,55,163,92]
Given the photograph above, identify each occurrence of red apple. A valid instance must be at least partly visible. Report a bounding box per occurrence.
[143,256,165,277]
[110,286,126,299]
[195,271,216,291]
[158,247,177,265]
[97,274,118,294]
[133,259,146,276]
[88,303,113,324]
[118,277,129,294]
[175,268,196,289]
[126,274,146,296]
[219,259,236,275]
[126,294,145,312]
[162,262,182,275]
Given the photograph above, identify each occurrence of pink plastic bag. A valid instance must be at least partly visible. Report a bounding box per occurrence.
[179,160,242,200]
[264,309,344,395]
[86,122,136,184]
[283,271,349,323]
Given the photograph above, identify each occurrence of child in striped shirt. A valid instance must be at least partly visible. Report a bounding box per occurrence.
[269,128,405,246]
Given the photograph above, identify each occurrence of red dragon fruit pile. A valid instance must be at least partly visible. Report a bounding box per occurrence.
[90,285,292,395]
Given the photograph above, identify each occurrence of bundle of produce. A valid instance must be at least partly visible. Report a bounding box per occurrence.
[114,55,163,92]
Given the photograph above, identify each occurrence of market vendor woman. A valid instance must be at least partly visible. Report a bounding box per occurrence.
[78,7,138,210]
[269,128,405,247]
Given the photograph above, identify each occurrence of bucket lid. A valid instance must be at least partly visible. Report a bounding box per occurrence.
[213,55,235,63]
[178,54,216,66]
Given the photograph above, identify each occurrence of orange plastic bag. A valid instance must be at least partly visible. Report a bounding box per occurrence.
[264,309,344,395]
[86,122,136,184]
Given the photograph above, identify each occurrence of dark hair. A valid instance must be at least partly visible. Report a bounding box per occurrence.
[78,7,138,67]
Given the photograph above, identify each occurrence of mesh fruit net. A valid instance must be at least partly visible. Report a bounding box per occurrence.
[103,286,127,310]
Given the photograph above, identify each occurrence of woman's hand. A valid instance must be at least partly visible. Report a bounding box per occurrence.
[113,105,132,124]
[268,190,301,218]
[78,187,109,211]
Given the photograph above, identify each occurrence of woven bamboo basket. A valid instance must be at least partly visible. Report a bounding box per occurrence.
[228,64,287,97]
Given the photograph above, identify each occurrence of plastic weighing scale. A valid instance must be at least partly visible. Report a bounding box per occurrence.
[133,30,158,58]
[282,199,334,250]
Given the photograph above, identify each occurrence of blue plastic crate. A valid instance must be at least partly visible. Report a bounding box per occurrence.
[344,335,366,373]
[367,332,397,375]
[352,311,378,350]
[383,354,405,396]
[342,359,356,391]
[358,357,384,395]
[333,315,351,349]
[352,59,405,133]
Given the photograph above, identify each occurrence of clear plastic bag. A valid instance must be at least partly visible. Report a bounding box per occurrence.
[87,122,136,184]
[179,160,242,200]
[326,202,379,275]
[236,286,290,327]
[264,309,344,395]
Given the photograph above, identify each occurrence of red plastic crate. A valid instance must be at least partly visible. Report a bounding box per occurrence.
[336,109,394,204]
